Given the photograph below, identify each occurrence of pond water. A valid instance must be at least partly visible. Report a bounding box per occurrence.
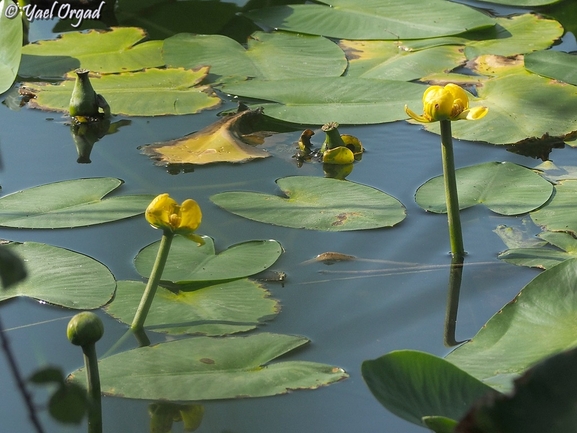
[0,1,576,432]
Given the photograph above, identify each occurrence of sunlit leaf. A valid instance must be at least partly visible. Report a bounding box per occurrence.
[105,280,279,336]
[221,77,425,125]
[21,67,220,116]
[19,27,163,79]
[140,107,269,165]
[415,162,553,215]
[0,178,153,228]
[211,176,406,231]
[421,69,577,145]
[0,242,115,308]
[446,258,577,393]
[531,180,577,236]
[69,332,348,400]
[524,50,577,86]
[0,0,22,94]
[362,350,495,427]
[340,42,465,80]
[164,31,347,82]
[473,0,563,6]
[134,236,282,283]
[244,0,494,40]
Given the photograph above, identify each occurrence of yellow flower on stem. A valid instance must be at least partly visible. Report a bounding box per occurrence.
[405,83,488,123]
[145,193,204,245]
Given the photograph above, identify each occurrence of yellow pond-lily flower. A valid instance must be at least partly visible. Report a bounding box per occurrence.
[405,83,488,123]
[145,193,204,244]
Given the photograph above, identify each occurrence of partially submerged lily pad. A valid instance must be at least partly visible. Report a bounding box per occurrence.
[415,162,553,215]
[68,332,348,401]
[498,231,577,269]
[105,279,279,336]
[21,67,220,116]
[531,180,577,236]
[134,236,283,283]
[0,178,153,229]
[0,242,115,309]
[210,176,406,231]
[141,107,269,165]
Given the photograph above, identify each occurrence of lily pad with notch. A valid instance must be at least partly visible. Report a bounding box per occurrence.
[415,162,553,215]
[210,176,406,231]
[531,180,577,236]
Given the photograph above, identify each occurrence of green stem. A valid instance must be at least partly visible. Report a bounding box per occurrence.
[440,120,465,260]
[82,344,102,433]
[444,256,465,347]
[130,231,174,333]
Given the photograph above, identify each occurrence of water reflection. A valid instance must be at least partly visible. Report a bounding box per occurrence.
[70,118,131,163]
[444,256,466,347]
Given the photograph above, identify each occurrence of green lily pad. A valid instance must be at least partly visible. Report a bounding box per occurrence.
[531,180,577,236]
[105,279,279,336]
[0,242,115,309]
[0,0,22,94]
[164,31,347,82]
[19,27,164,79]
[21,67,220,116]
[68,332,348,400]
[221,77,425,125]
[423,71,577,145]
[210,176,406,231]
[244,0,494,40]
[415,162,553,215]
[499,231,577,270]
[362,350,495,428]
[0,178,154,228]
[446,258,577,393]
[525,50,577,86]
[135,236,283,283]
[473,0,563,6]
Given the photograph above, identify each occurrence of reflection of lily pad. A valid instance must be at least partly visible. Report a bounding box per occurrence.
[531,180,577,236]
[0,178,153,228]
[446,258,577,393]
[105,280,279,336]
[134,236,282,283]
[19,27,163,79]
[415,162,553,215]
[69,332,348,401]
[210,176,406,231]
[21,67,220,116]
[141,108,269,165]
[0,242,115,309]
[244,0,494,40]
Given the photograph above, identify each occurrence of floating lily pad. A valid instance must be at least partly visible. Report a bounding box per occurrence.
[0,178,153,228]
[141,107,269,165]
[362,350,495,427]
[134,236,282,283]
[0,0,22,94]
[531,180,577,236]
[19,27,164,79]
[164,31,347,82]
[221,77,425,125]
[105,280,279,336]
[446,258,577,393]
[498,231,577,270]
[0,242,115,309]
[210,176,406,231]
[524,50,577,86]
[244,0,494,40]
[473,0,562,6]
[21,67,220,116]
[415,162,553,215]
[69,332,347,401]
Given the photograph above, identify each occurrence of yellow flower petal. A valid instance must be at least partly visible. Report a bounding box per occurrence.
[464,106,489,120]
[145,194,202,237]
[404,104,431,123]
[145,193,178,230]
[176,199,202,232]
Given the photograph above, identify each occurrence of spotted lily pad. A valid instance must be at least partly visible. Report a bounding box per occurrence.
[105,280,279,336]
[415,162,553,215]
[210,176,406,231]
[69,332,348,401]
[0,178,153,228]
[0,242,115,309]
[134,236,283,283]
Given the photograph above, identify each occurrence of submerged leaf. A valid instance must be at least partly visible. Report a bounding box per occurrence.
[21,68,220,116]
[141,107,270,165]
[68,332,348,400]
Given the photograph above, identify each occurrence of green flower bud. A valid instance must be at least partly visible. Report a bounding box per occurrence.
[67,312,104,347]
